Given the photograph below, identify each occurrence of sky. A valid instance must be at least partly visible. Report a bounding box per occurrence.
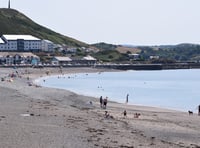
[1,0,200,45]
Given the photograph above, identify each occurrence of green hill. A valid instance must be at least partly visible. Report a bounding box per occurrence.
[0,8,87,47]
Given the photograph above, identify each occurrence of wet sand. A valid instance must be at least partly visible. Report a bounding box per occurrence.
[0,67,200,148]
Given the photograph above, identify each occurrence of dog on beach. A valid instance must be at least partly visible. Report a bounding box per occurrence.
[105,111,114,119]
[188,110,193,115]
[105,111,109,118]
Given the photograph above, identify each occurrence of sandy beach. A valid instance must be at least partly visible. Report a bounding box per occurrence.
[0,67,200,148]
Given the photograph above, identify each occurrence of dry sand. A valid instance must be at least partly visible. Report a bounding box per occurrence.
[0,67,200,148]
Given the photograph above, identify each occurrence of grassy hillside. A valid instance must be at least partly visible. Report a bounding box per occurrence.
[92,42,118,50]
[0,8,87,47]
[115,46,141,54]
[93,50,129,62]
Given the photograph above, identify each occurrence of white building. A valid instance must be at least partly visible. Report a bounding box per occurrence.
[0,35,42,52]
[82,55,97,65]
[150,55,160,60]
[128,53,140,60]
[52,56,72,65]
[41,40,55,52]
[66,47,77,53]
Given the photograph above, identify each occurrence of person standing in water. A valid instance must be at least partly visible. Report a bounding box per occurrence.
[126,94,129,104]
[198,105,200,116]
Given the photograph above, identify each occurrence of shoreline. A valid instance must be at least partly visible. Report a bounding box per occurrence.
[0,67,200,147]
[34,69,195,113]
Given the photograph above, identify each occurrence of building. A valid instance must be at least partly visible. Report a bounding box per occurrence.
[128,53,140,60]
[52,55,97,66]
[0,38,4,44]
[0,38,6,50]
[150,55,160,60]
[0,35,42,52]
[52,56,72,65]
[71,55,97,65]
[66,47,77,53]
[0,52,40,65]
[82,55,97,65]
[41,40,55,52]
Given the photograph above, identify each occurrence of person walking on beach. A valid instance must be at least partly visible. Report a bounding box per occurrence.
[126,94,129,104]
[103,97,108,109]
[123,110,127,117]
[99,96,103,108]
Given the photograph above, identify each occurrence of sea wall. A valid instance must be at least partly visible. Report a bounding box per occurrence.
[1,63,200,70]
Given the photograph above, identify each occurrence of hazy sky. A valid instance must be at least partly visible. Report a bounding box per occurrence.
[1,0,200,45]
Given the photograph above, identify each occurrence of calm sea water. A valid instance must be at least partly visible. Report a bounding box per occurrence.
[35,69,200,112]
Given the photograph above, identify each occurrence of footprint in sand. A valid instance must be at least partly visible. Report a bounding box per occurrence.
[0,116,6,122]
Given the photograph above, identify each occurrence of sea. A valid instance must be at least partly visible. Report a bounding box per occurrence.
[35,69,200,112]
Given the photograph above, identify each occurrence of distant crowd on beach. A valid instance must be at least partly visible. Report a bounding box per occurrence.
[99,94,129,109]
[99,94,141,119]
[98,94,200,120]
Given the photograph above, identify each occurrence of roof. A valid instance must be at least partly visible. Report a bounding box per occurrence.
[129,53,139,56]
[3,35,41,41]
[0,38,5,44]
[82,55,96,61]
[0,52,39,58]
[54,56,72,61]
[20,52,39,58]
[42,39,53,43]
